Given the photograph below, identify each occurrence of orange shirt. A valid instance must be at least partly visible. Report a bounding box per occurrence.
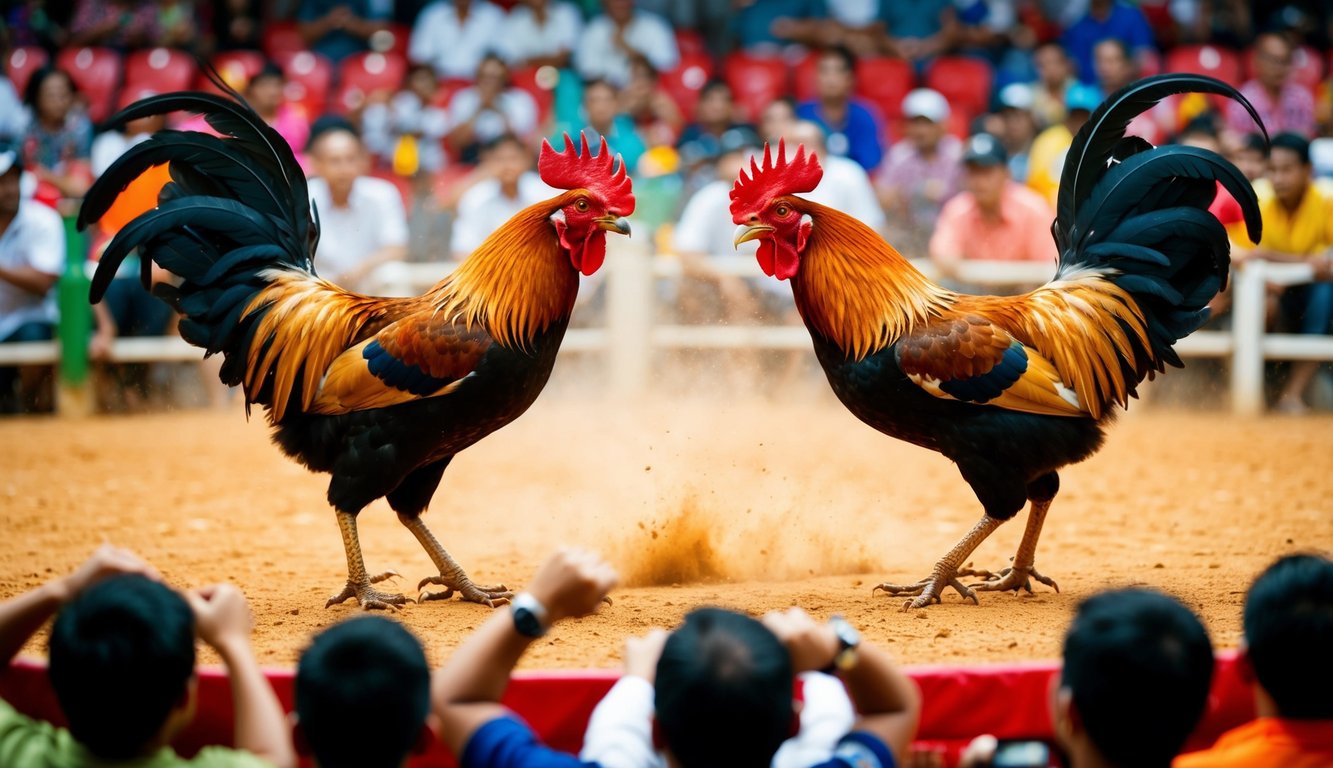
[1174,717,1333,768]
[929,181,1059,265]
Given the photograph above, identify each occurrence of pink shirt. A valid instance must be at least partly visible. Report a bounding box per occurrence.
[175,105,311,172]
[1227,80,1316,138]
[929,180,1058,265]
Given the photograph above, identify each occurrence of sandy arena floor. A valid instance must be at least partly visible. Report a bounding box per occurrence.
[2,393,1331,670]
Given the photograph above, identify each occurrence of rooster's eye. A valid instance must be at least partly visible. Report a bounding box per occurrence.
[775,204,790,217]
[575,199,589,212]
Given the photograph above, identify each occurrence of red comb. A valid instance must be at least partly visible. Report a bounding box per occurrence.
[729,139,822,221]
[539,132,636,215]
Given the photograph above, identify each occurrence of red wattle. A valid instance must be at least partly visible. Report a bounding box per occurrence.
[773,240,800,281]
[756,240,776,277]
[576,232,607,276]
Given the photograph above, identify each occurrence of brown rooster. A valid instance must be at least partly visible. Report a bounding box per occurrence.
[80,89,633,610]
[730,74,1264,608]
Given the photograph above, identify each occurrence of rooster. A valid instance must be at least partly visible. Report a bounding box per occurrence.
[80,88,633,610]
[730,74,1264,609]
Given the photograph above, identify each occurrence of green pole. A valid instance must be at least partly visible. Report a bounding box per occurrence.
[56,214,91,414]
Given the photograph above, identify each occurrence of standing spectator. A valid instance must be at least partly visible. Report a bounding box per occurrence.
[1093,37,1162,144]
[796,46,883,172]
[449,134,552,260]
[732,0,831,54]
[0,144,62,414]
[1175,553,1333,768]
[497,0,584,70]
[444,54,539,164]
[1234,133,1333,414]
[553,79,646,173]
[305,122,409,291]
[930,133,1057,292]
[409,0,506,80]
[1030,41,1076,129]
[362,63,451,174]
[573,0,678,89]
[874,0,960,70]
[876,88,961,252]
[1060,0,1155,85]
[297,0,394,65]
[1226,32,1317,139]
[1027,82,1098,206]
[21,67,93,203]
[68,0,156,49]
[621,55,684,149]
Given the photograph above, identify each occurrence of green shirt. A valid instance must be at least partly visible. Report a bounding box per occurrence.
[0,699,274,768]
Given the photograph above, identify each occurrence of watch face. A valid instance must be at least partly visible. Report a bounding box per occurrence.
[513,606,546,638]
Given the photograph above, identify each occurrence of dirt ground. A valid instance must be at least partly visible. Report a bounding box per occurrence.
[2,392,1331,671]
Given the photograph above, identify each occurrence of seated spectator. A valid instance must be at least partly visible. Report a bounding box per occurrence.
[732,0,831,54]
[246,63,312,162]
[1027,82,1098,206]
[1060,0,1155,85]
[450,134,553,260]
[22,67,93,204]
[68,0,156,49]
[1226,32,1317,140]
[362,63,451,175]
[409,0,506,80]
[294,615,433,768]
[1093,37,1162,144]
[306,120,409,291]
[929,133,1056,293]
[445,54,540,165]
[498,0,584,70]
[677,79,748,173]
[797,46,883,172]
[876,88,960,253]
[297,0,394,65]
[0,545,294,767]
[1175,553,1333,767]
[1231,131,1271,183]
[0,144,62,414]
[553,79,646,174]
[1029,41,1075,129]
[622,55,684,149]
[573,0,678,89]
[760,96,799,143]
[873,0,960,69]
[993,83,1038,182]
[1233,133,1333,414]
[784,120,885,232]
[434,548,920,768]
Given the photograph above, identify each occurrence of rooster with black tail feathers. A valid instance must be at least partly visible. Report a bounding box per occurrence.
[730,74,1265,609]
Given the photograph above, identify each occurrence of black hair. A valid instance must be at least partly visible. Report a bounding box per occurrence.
[1270,132,1311,165]
[1177,113,1219,141]
[655,608,793,768]
[1061,588,1214,768]
[1243,553,1333,718]
[1094,36,1132,62]
[1035,40,1069,58]
[699,78,732,100]
[48,575,196,761]
[23,66,76,109]
[819,45,857,77]
[1240,132,1270,156]
[582,77,617,97]
[295,616,431,768]
[306,114,361,152]
[247,61,285,88]
[481,132,525,154]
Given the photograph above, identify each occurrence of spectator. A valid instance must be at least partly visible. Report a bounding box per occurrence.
[760,96,799,143]
[1227,32,1317,139]
[732,0,831,54]
[306,122,409,291]
[796,46,883,172]
[362,63,451,175]
[154,0,202,51]
[876,88,960,253]
[929,133,1056,292]
[0,45,27,142]
[246,63,311,161]
[1060,0,1155,85]
[1175,553,1333,767]
[297,0,394,65]
[1093,37,1162,144]
[1231,131,1271,183]
[874,0,960,69]
[573,0,678,89]
[1030,41,1076,129]
[294,615,433,768]
[68,0,156,49]
[554,79,646,174]
[444,54,540,165]
[450,134,553,260]
[0,144,62,414]
[1234,133,1333,414]
[1027,82,1098,206]
[994,83,1037,181]
[212,0,265,51]
[497,0,584,70]
[21,67,93,203]
[677,79,747,170]
[0,545,295,767]
[621,55,684,149]
[5,0,69,50]
[433,548,921,768]
[784,120,885,232]
[409,0,506,80]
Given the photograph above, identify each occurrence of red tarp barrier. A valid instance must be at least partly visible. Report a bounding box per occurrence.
[1,653,1253,767]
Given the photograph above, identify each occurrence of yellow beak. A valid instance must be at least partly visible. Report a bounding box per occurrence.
[733,223,774,248]
[596,216,632,236]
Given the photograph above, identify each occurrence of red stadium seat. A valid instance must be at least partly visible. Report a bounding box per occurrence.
[336,51,408,113]
[275,50,333,119]
[201,50,267,94]
[510,65,557,125]
[56,47,123,123]
[1242,43,1325,92]
[1165,44,1241,86]
[660,52,714,118]
[675,29,707,58]
[6,45,49,97]
[262,20,308,60]
[124,47,197,95]
[724,53,789,123]
[924,56,993,122]
[854,57,915,121]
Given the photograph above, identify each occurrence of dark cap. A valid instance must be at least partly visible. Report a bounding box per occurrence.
[963,133,1007,167]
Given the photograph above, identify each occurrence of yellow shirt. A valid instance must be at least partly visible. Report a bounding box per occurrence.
[1252,182,1333,257]
[1026,124,1072,208]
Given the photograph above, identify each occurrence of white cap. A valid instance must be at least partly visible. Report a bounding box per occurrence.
[902,88,950,123]
[0,149,16,177]
[998,82,1034,111]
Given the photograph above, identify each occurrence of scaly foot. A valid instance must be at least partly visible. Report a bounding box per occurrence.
[874,570,978,610]
[960,562,1059,595]
[325,571,408,610]
[417,574,513,607]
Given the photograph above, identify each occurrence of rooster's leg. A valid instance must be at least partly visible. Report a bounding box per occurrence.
[325,510,410,610]
[400,514,514,607]
[960,496,1060,595]
[874,515,1004,610]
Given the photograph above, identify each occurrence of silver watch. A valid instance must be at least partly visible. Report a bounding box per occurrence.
[510,592,550,638]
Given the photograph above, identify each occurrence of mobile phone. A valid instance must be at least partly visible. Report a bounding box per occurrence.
[991,739,1052,768]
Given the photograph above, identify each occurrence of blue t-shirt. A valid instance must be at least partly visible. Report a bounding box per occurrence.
[296,0,394,63]
[462,715,898,768]
[734,0,828,50]
[795,100,884,172]
[1060,1,1154,83]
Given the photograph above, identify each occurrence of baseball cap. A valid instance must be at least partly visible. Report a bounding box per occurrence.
[0,147,17,176]
[902,88,950,123]
[962,133,1007,167]
[998,82,1034,111]
[1065,82,1101,113]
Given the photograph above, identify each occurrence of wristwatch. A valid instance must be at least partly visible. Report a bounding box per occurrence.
[824,615,862,673]
[510,592,550,638]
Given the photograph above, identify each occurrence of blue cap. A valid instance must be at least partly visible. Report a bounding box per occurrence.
[1065,82,1102,113]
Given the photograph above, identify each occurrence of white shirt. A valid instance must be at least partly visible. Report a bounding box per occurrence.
[497,2,583,66]
[445,87,539,144]
[306,176,409,282]
[0,78,27,141]
[803,154,886,234]
[573,12,678,88]
[408,0,507,79]
[361,92,451,173]
[0,202,65,341]
[450,172,555,257]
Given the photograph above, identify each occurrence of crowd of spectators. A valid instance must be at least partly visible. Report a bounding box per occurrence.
[2,0,1333,412]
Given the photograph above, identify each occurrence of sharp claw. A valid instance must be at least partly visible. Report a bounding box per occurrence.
[369,570,400,584]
